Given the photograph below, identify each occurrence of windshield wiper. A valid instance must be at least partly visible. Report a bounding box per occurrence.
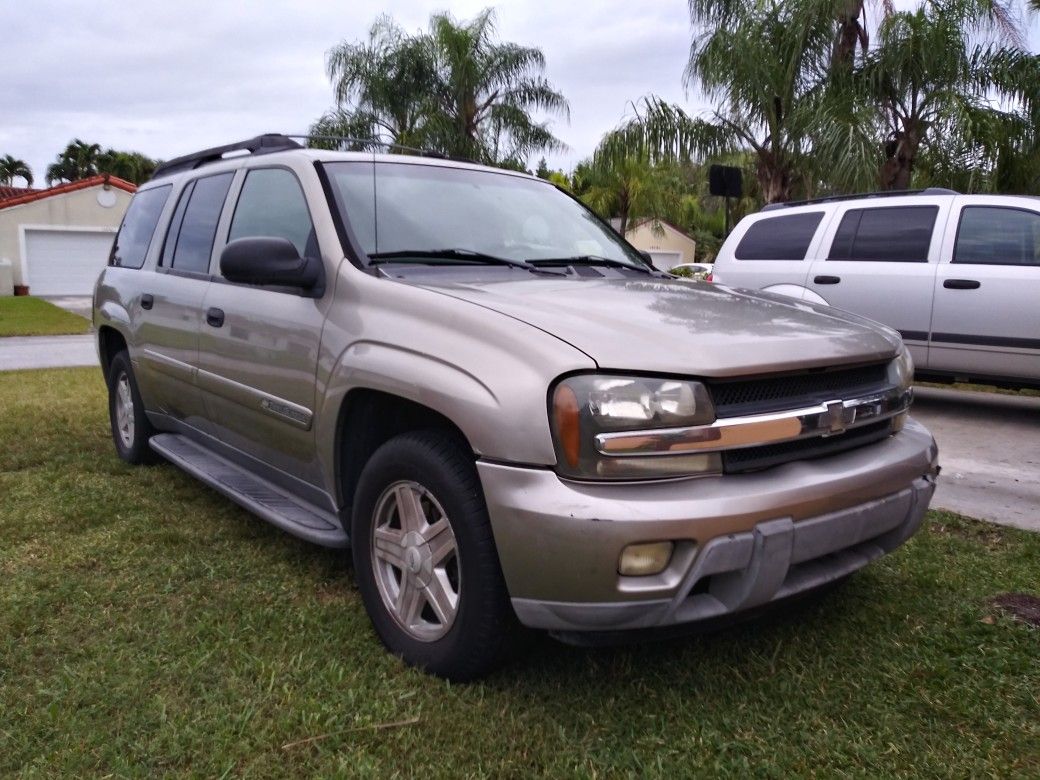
[528,255,654,274]
[368,248,565,275]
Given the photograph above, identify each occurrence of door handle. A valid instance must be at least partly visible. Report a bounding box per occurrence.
[814,275,841,285]
[943,279,980,290]
[206,307,225,328]
[140,293,154,310]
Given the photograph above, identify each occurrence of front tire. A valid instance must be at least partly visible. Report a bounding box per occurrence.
[107,350,157,464]
[351,430,513,681]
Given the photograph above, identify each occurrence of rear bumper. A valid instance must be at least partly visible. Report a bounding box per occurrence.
[477,418,938,632]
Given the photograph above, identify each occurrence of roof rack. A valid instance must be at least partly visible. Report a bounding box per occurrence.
[285,134,480,165]
[760,187,959,211]
[149,134,302,180]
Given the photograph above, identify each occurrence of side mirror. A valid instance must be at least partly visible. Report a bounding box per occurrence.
[638,250,655,268]
[220,237,324,294]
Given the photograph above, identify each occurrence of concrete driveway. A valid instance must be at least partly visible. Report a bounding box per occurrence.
[43,295,93,320]
[911,386,1040,532]
[0,335,97,369]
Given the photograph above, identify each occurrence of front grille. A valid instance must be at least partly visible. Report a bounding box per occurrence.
[722,419,894,474]
[709,363,890,417]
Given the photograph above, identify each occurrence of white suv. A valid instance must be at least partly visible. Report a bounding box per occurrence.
[712,189,1040,389]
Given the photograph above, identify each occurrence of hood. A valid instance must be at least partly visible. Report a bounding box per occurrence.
[411,275,902,377]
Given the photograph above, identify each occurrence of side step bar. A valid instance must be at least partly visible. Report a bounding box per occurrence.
[149,433,349,548]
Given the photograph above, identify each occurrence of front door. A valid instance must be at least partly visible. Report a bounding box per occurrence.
[806,202,946,368]
[195,166,329,488]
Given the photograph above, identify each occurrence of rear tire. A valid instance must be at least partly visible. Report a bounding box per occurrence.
[351,430,513,681]
[107,351,157,465]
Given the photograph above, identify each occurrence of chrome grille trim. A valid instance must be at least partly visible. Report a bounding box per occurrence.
[595,387,912,457]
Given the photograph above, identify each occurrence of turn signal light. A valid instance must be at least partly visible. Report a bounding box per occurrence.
[552,383,581,467]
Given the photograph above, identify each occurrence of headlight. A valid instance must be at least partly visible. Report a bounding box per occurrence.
[887,348,914,432]
[888,348,915,394]
[550,374,721,480]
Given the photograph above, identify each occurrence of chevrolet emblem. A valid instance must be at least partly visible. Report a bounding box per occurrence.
[823,400,848,435]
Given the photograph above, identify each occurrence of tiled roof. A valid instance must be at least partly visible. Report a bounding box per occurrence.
[0,174,136,211]
[0,186,36,201]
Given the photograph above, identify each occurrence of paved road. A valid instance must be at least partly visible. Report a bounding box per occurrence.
[911,386,1039,532]
[0,335,97,370]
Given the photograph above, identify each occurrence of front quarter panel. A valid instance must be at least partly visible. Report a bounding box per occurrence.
[315,268,596,499]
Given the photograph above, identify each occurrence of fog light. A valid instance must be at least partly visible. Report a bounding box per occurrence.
[618,541,674,576]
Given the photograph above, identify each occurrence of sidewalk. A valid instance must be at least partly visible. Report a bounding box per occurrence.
[0,335,97,370]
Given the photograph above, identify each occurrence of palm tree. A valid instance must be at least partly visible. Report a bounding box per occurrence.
[862,0,1035,190]
[46,139,101,184]
[603,2,837,203]
[312,9,569,166]
[423,9,569,164]
[0,155,33,187]
[96,149,158,184]
[580,148,670,235]
[315,15,439,150]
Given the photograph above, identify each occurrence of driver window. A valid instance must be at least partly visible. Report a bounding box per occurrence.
[228,168,318,258]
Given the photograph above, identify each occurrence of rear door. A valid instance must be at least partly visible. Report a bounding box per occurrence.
[806,201,948,368]
[195,165,330,488]
[712,210,826,295]
[134,172,233,427]
[930,199,1040,383]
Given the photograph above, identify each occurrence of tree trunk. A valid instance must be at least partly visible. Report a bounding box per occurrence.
[879,124,920,191]
[757,152,793,204]
[618,187,631,235]
[831,1,867,71]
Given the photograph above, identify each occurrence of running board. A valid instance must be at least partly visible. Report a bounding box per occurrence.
[149,433,349,548]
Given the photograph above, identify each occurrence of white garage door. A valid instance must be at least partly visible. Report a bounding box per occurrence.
[24,229,115,295]
[647,250,683,272]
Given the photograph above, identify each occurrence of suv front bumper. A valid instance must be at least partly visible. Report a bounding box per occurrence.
[478,418,938,632]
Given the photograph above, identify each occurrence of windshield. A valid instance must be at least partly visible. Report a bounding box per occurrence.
[323,161,646,269]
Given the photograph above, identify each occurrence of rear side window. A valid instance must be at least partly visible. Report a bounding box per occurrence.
[954,206,1040,266]
[735,212,823,260]
[828,206,938,262]
[110,185,171,269]
[162,173,233,274]
[228,168,317,257]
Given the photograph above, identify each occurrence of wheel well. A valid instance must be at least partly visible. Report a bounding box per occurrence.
[336,389,473,515]
[97,326,127,376]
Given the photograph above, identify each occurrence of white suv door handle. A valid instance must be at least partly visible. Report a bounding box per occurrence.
[943,279,980,290]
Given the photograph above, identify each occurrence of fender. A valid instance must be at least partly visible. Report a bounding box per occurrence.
[95,301,133,376]
[97,299,132,331]
[312,279,598,501]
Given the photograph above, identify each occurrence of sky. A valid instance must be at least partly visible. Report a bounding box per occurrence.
[0,0,700,184]
[3,1,1035,186]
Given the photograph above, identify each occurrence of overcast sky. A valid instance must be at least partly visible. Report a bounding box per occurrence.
[2,1,1035,185]
[0,0,701,183]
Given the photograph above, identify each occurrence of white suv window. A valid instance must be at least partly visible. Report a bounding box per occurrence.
[954,206,1040,266]
[828,206,937,262]
[734,212,823,260]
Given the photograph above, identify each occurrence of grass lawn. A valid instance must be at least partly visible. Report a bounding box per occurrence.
[2,368,1038,777]
[0,296,90,337]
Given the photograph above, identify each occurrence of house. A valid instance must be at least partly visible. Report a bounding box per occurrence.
[0,175,136,296]
[609,218,698,272]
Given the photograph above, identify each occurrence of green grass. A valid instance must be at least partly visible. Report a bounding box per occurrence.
[2,368,1038,777]
[0,296,90,337]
